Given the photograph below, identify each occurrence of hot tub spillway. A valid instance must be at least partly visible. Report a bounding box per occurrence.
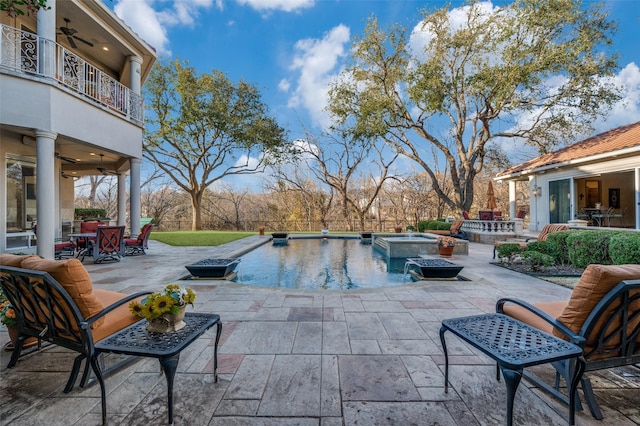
[373,235,439,258]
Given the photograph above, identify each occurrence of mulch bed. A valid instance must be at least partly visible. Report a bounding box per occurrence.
[492,262,584,289]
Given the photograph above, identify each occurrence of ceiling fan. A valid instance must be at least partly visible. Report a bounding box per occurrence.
[58,18,93,49]
[56,152,77,164]
[97,154,118,176]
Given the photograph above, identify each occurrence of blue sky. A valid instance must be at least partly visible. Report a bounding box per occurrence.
[109,0,640,189]
[112,0,639,135]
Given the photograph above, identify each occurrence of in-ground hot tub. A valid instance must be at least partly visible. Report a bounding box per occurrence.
[373,234,468,258]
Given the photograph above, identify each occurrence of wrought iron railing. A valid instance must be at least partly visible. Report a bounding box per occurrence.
[0,24,143,125]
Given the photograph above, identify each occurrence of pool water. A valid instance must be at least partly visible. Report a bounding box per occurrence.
[236,238,413,290]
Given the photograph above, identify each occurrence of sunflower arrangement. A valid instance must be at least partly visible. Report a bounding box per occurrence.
[129,284,196,320]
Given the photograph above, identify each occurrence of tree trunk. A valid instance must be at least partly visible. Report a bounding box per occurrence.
[190,192,203,230]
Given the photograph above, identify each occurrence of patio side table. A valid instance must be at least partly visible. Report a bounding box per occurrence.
[94,312,222,425]
[440,313,585,426]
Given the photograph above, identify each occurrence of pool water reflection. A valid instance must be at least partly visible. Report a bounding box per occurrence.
[237,237,412,290]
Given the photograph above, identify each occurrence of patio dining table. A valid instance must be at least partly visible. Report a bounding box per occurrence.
[67,232,96,258]
[583,208,612,226]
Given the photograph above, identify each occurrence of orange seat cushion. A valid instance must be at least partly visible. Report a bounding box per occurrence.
[19,257,105,328]
[92,289,144,342]
[502,301,567,335]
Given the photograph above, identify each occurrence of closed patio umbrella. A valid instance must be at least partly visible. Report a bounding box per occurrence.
[486,181,498,210]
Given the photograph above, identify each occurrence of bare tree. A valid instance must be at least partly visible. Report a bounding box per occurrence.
[291,132,399,231]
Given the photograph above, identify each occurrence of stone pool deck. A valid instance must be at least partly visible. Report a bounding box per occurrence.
[1,235,638,425]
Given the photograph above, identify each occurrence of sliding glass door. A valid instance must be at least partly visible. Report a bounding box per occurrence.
[549,179,571,223]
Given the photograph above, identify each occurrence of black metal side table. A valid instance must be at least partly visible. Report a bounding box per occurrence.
[94,312,222,425]
[440,313,585,426]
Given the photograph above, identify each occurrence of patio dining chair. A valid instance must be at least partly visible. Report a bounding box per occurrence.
[608,207,626,227]
[75,221,106,251]
[83,226,125,263]
[32,224,76,259]
[124,223,153,256]
[591,207,614,227]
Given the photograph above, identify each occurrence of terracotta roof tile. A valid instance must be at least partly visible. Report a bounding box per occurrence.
[497,121,640,177]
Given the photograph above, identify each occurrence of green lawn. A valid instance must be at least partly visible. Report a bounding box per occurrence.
[149,231,255,246]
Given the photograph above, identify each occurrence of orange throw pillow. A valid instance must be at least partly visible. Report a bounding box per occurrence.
[0,254,37,267]
[554,264,640,345]
[19,257,104,327]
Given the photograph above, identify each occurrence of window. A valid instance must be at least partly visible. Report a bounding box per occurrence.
[6,154,36,231]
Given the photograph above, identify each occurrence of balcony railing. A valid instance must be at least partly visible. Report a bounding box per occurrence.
[0,24,143,125]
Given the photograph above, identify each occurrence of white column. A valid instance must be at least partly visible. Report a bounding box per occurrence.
[36,1,56,76]
[129,158,141,236]
[35,130,57,259]
[508,181,516,219]
[635,167,640,230]
[129,56,142,94]
[118,173,127,227]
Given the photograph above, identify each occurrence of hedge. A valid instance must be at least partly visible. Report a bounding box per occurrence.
[418,220,451,232]
[517,229,638,268]
[566,230,619,268]
[74,208,107,220]
[608,233,640,264]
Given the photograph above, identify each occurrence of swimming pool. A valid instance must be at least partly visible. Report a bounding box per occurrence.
[236,237,413,290]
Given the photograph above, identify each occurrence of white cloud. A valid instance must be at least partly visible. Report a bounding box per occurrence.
[235,0,314,13]
[113,0,214,57]
[278,78,291,92]
[593,62,640,131]
[287,24,350,129]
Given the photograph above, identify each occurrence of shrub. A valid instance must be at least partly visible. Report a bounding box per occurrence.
[437,222,451,230]
[417,221,429,232]
[526,240,554,258]
[496,243,523,263]
[609,233,640,265]
[566,231,616,268]
[75,208,107,220]
[521,251,555,272]
[426,221,440,230]
[417,220,451,232]
[538,231,572,265]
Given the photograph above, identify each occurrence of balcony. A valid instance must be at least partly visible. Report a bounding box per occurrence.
[0,24,143,125]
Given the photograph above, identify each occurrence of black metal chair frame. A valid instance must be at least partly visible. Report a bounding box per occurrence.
[497,279,640,419]
[54,239,76,259]
[0,266,150,424]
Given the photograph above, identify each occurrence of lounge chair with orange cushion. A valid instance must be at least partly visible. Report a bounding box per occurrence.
[0,254,150,423]
[497,264,640,419]
[493,223,569,259]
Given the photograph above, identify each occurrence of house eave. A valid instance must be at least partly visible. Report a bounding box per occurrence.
[496,145,640,181]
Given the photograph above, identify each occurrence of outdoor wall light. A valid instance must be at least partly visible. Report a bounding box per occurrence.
[532,186,542,197]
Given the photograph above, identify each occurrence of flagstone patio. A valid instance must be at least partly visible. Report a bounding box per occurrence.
[1,235,638,425]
